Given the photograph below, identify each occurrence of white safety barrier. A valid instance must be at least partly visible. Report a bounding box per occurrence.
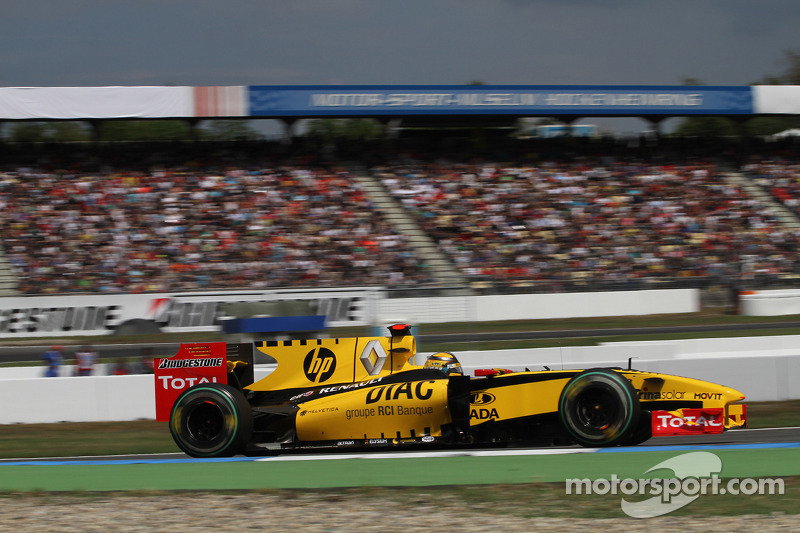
[380,288,698,323]
[0,367,274,425]
[1,335,797,424]
[740,289,800,316]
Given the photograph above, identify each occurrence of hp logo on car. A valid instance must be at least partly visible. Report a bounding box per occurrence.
[303,348,337,383]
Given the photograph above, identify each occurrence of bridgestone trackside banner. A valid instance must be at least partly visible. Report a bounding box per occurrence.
[0,288,381,338]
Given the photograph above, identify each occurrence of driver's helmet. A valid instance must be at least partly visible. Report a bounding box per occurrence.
[423,352,463,375]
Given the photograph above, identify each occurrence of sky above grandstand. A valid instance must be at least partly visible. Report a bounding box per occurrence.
[3,1,799,88]
[2,1,799,134]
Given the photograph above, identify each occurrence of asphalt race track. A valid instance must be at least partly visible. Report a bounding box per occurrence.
[2,426,797,464]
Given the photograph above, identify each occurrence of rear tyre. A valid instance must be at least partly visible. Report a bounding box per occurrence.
[170,383,253,458]
[558,368,640,447]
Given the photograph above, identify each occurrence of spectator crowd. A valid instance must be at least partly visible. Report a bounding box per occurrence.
[2,143,800,295]
[375,156,800,289]
[0,159,431,294]
[743,157,800,216]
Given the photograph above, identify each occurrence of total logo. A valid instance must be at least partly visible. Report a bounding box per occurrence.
[157,375,219,390]
[656,412,723,428]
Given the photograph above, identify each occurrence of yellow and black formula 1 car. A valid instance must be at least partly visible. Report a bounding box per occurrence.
[154,325,747,458]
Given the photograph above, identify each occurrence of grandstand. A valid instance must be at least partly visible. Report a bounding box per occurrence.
[2,85,800,300]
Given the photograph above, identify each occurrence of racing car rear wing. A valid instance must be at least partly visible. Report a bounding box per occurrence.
[154,342,253,421]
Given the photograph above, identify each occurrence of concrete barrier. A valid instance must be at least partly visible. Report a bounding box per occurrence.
[740,289,800,316]
[379,288,699,323]
[2,334,797,424]
[0,374,157,424]
[0,366,275,425]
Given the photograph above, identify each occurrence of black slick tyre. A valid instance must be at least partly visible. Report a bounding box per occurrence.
[623,410,653,446]
[169,383,253,458]
[558,368,640,447]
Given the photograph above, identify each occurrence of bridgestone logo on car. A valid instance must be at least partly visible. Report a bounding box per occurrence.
[157,358,223,369]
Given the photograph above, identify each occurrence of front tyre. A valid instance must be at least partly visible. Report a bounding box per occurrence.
[623,411,653,446]
[170,383,253,458]
[558,368,639,447]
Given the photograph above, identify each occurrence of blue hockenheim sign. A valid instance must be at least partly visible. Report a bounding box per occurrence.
[247,85,754,116]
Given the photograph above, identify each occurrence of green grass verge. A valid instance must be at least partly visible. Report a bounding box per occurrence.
[0,420,178,459]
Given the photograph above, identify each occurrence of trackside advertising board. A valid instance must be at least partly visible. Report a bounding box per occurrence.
[248,85,754,116]
[0,287,380,338]
[154,343,228,421]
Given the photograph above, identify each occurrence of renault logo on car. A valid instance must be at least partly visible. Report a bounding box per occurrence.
[360,340,388,375]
